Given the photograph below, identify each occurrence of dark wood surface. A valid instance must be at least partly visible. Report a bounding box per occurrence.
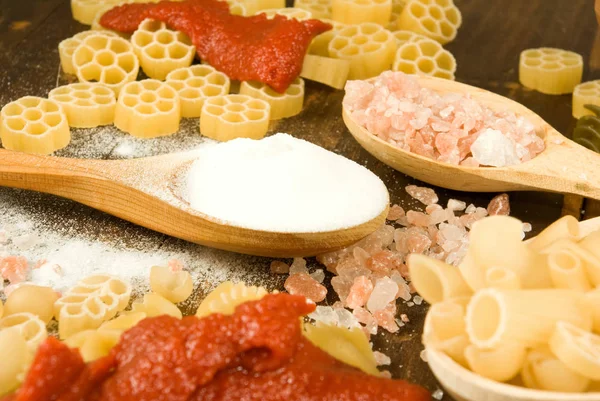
[0,0,598,399]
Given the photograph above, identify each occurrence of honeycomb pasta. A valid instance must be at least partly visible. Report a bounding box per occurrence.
[397,0,462,45]
[308,19,346,57]
[573,80,600,119]
[131,19,195,80]
[0,96,70,155]
[301,54,350,90]
[260,7,313,19]
[387,0,406,30]
[392,30,428,46]
[200,95,270,141]
[240,78,304,120]
[331,0,391,26]
[58,30,118,75]
[328,23,396,80]
[114,79,180,138]
[91,2,133,35]
[519,48,583,95]
[72,33,139,96]
[392,37,456,80]
[294,0,332,19]
[71,0,123,25]
[166,65,230,118]
[3,284,59,324]
[223,0,259,15]
[49,83,116,128]
[195,281,269,318]
[149,265,193,304]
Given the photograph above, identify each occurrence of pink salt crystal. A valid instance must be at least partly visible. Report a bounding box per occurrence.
[0,256,28,284]
[346,275,374,309]
[331,275,353,301]
[367,277,398,313]
[270,260,290,274]
[0,231,6,245]
[447,199,466,211]
[460,157,480,167]
[310,269,325,283]
[396,216,409,226]
[316,252,338,273]
[406,211,430,227]
[373,351,391,366]
[400,313,410,323]
[367,250,401,275]
[289,258,308,275]
[33,259,48,269]
[523,222,532,233]
[487,193,510,216]
[168,259,184,272]
[332,301,345,309]
[337,258,371,280]
[405,185,438,205]
[284,273,327,303]
[374,304,399,333]
[406,232,432,254]
[387,204,405,221]
[425,204,443,214]
[352,247,371,266]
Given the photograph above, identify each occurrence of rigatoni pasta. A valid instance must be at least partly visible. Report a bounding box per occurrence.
[239,78,304,120]
[408,253,472,304]
[397,0,462,45]
[331,0,391,26]
[573,80,600,119]
[49,83,116,128]
[519,48,583,95]
[541,238,600,287]
[547,247,593,291]
[464,342,526,382]
[200,95,270,142]
[528,215,580,252]
[549,321,600,381]
[521,346,590,392]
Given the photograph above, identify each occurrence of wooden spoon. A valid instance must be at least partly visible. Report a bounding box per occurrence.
[0,148,387,257]
[343,75,600,199]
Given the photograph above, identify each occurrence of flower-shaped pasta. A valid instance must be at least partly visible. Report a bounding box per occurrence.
[240,78,304,120]
[519,48,583,95]
[114,79,181,138]
[331,0,391,26]
[58,30,118,75]
[308,19,347,57]
[131,19,195,80]
[392,36,456,80]
[200,95,270,141]
[49,83,116,128]
[397,0,462,45]
[71,0,123,25]
[260,7,313,20]
[328,23,396,80]
[387,0,406,30]
[72,33,139,95]
[294,0,332,19]
[392,30,428,46]
[149,265,193,304]
[195,281,269,318]
[573,80,600,119]
[166,65,230,118]
[0,96,70,155]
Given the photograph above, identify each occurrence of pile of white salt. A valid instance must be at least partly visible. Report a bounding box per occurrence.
[185,133,389,233]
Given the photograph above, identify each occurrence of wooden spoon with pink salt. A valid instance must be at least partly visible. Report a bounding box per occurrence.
[343,72,600,200]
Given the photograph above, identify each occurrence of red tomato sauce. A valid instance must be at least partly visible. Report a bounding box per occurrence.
[100,0,332,93]
[4,294,431,401]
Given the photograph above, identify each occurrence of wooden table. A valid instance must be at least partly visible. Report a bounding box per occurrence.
[0,0,598,399]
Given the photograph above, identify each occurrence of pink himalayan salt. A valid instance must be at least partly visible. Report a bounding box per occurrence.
[386,204,405,220]
[284,273,327,302]
[366,250,401,275]
[34,259,48,269]
[168,259,184,272]
[407,232,432,254]
[406,185,439,205]
[0,255,28,284]
[289,258,308,275]
[346,275,373,309]
[270,260,289,274]
[487,193,510,216]
[310,269,325,283]
[344,71,544,166]
[400,313,410,323]
[373,351,391,366]
[406,210,430,227]
[373,303,399,333]
[367,277,398,313]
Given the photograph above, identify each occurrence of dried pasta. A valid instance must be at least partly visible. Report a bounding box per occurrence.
[195,281,269,318]
[294,0,331,19]
[64,329,121,362]
[528,215,580,252]
[239,78,304,120]
[483,267,521,290]
[391,30,428,46]
[71,0,123,25]
[407,253,472,304]
[0,96,70,155]
[549,321,600,381]
[547,247,593,291]
[58,30,118,75]
[587,289,600,334]
[303,322,379,375]
[166,65,230,118]
[114,79,181,138]
[3,285,58,324]
[49,83,116,128]
[130,292,183,319]
[253,0,285,11]
[331,0,391,26]
[387,0,406,30]
[573,80,600,119]
[98,311,147,332]
[392,36,456,80]
[259,7,313,19]
[200,95,270,142]
[300,54,351,90]
[328,23,396,80]
[0,329,29,397]
[519,48,583,95]
[464,342,526,382]
[422,298,469,367]
[72,33,139,96]
[521,346,590,392]
[131,19,195,80]
[541,238,600,287]
[0,313,48,353]
[397,0,462,45]
[149,265,193,304]
[308,19,346,57]
[465,288,591,349]
[222,0,256,16]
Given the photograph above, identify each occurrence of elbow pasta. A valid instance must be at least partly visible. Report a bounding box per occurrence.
[200,95,270,142]
[130,292,183,319]
[149,265,193,304]
[72,34,139,96]
[49,83,116,128]
[239,78,304,120]
[259,7,313,19]
[0,96,70,155]
[397,0,462,45]
[131,19,195,80]
[0,329,29,396]
[294,0,331,19]
[3,284,59,324]
[58,30,118,75]
[519,48,583,95]
[300,54,351,90]
[573,80,600,119]
[392,37,457,80]
[195,281,269,318]
[331,0,391,26]
[114,79,181,138]
[166,65,230,118]
[328,23,396,80]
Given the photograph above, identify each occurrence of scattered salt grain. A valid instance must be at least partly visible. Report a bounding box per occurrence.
[447,199,466,211]
[420,349,428,362]
[387,204,405,220]
[413,295,423,305]
[309,269,325,283]
[366,277,398,313]
[284,273,327,302]
[346,275,374,309]
[522,222,532,233]
[289,258,309,275]
[270,260,289,274]
[487,193,510,216]
[432,389,444,400]
[373,351,391,366]
[406,185,439,205]
[309,305,339,326]
[400,314,410,323]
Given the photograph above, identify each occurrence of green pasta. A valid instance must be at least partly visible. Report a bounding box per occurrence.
[573,104,600,153]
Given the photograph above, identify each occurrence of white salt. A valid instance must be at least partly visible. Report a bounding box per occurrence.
[432,389,444,400]
[185,133,389,233]
[471,129,521,167]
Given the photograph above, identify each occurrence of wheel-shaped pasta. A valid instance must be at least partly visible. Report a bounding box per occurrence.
[294,0,331,19]
[549,321,600,380]
[308,19,347,57]
[0,313,48,353]
[519,48,583,95]
[397,0,462,45]
[72,33,139,96]
[49,83,116,128]
[301,54,350,90]
[573,80,600,119]
[58,30,118,75]
[0,96,70,155]
[200,95,270,142]
[392,30,428,46]
[114,79,181,138]
[240,78,304,120]
[0,329,29,396]
[195,281,269,318]
[166,65,230,118]
[71,0,122,25]
[3,284,59,324]
[130,292,182,319]
[387,0,406,30]
[328,23,396,80]
[221,0,259,15]
[392,37,456,80]
[131,19,195,80]
[521,346,590,392]
[149,265,193,304]
[331,0,391,26]
[259,7,313,19]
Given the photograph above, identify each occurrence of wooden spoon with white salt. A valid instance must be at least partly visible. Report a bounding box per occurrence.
[343,75,600,200]
[0,143,388,257]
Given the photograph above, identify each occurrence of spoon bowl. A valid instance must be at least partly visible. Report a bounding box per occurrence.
[0,148,387,257]
[343,75,600,200]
